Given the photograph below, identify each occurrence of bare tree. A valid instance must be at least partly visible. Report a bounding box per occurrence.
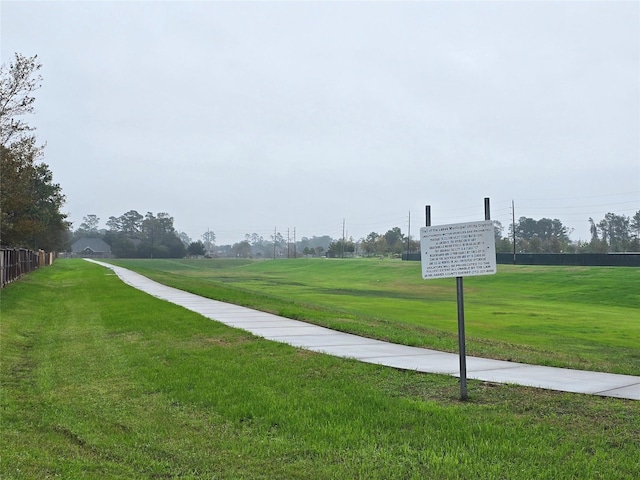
[202,229,216,255]
[0,53,43,147]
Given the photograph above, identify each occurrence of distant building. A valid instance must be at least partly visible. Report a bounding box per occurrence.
[70,237,112,258]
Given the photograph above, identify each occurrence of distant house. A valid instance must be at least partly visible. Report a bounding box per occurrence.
[70,237,112,258]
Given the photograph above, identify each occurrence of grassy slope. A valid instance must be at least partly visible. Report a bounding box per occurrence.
[1,259,639,479]
[108,258,640,375]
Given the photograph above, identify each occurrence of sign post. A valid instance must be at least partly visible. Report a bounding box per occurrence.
[421,199,496,400]
[456,276,467,399]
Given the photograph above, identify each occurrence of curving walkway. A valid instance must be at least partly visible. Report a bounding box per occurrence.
[86,259,640,401]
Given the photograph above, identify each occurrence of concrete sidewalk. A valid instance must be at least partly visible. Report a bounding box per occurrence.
[86,259,640,401]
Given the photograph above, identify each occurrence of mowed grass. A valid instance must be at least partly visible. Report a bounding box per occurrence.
[108,258,640,376]
[1,260,639,479]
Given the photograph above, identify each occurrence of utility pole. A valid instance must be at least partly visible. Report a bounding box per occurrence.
[342,218,346,259]
[273,226,277,259]
[407,210,411,256]
[512,200,516,265]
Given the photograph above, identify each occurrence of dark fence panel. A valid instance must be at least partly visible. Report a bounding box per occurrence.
[402,252,640,267]
[1,248,43,287]
[496,253,640,267]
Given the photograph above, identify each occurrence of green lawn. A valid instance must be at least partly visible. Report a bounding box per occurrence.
[1,259,639,479]
[108,258,640,376]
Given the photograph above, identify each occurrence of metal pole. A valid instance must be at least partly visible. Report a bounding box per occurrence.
[407,211,411,255]
[456,276,467,400]
[512,200,517,265]
[342,218,345,259]
[457,198,491,401]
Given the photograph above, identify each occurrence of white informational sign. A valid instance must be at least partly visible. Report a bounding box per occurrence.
[420,220,497,280]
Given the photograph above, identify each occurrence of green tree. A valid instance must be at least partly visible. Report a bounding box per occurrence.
[105,233,136,258]
[493,220,513,253]
[598,213,631,252]
[231,240,252,258]
[0,139,68,250]
[78,214,100,235]
[327,238,355,258]
[106,215,122,232]
[119,210,144,237]
[140,212,185,258]
[362,232,379,256]
[104,210,185,258]
[374,235,389,256]
[384,227,405,254]
[296,235,331,256]
[511,217,570,253]
[588,217,599,243]
[584,217,607,253]
[630,211,640,252]
[631,211,640,239]
[0,53,69,250]
[188,241,206,256]
[163,233,187,258]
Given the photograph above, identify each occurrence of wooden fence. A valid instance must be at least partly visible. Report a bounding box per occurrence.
[0,248,54,288]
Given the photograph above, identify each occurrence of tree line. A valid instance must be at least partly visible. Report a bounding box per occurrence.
[71,209,640,260]
[498,213,640,254]
[72,211,187,259]
[227,213,640,259]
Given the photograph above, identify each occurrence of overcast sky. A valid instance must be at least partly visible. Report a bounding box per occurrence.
[2,1,638,245]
